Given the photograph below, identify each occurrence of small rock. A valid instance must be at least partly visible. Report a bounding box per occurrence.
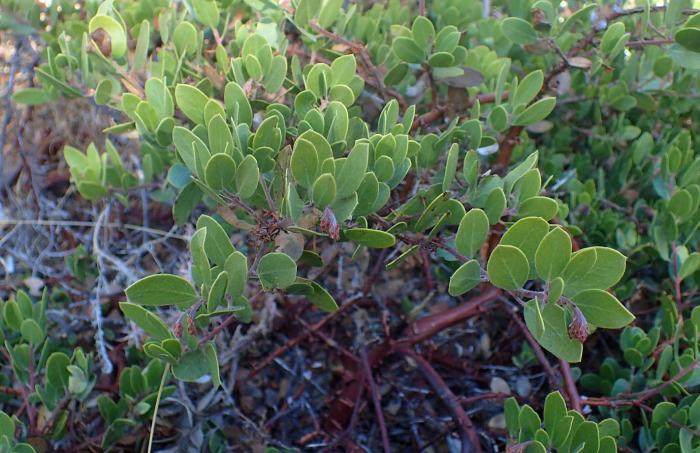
[516,376,532,397]
[488,413,507,430]
[23,276,44,297]
[490,376,511,395]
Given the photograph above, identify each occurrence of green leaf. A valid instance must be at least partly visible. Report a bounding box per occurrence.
[119,302,172,341]
[172,126,206,176]
[487,245,529,290]
[559,3,596,35]
[503,151,538,195]
[133,20,150,71]
[675,27,700,52]
[94,79,113,105]
[513,97,556,126]
[385,63,409,85]
[668,43,700,70]
[524,298,545,338]
[428,51,454,67]
[77,181,108,200]
[175,84,209,125]
[195,215,234,267]
[89,15,127,58]
[12,88,50,105]
[344,228,396,248]
[598,436,616,453]
[513,70,544,106]
[245,54,263,81]
[488,105,508,132]
[443,143,459,191]
[485,187,506,224]
[518,196,558,220]
[3,300,23,331]
[535,227,572,280]
[291,138,319,189]
[224,251,248,297]
[571,289,634,329]
[601,22,626,54]
[519,405,542,437]
[448,260,482,296]
[312,173,337,209]
[571,421,599,453]
[307,281,339,312]
[205,153,236,192]
[598,419,620,438]
[20,319,45,345]
[192,0,220,29]
[224,81,253,126]
[318,0,342,28]
[501,17,538,45]
[435,25,460,53]
[330,54,357,85]
[537,303,583,362]
[174,182,203,225]
[563,247,626,297]
[680,252,700,280]
[0,411,15,439]
[455,209,489,257]
[392,37,425,63]
[257,253,297,289]
[264,55,287,93]
[336,143,369,198]
[46,352,70,390]
[125,274,198,308]
[552,415,574,449]
[504,397,520,437]
[412,16,435,48]
[544,391,567,434]
[235,155,259,199]
[668,189,693,218]
[172,348,209,382]
[173,21,198,56]
[190,227,211,286]
[204,342,220,388]
[500,217,549,270]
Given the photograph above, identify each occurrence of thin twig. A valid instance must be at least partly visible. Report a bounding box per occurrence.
[559,359,581,413]
[147,363,170,453]
[308,21,406,110]
[0,219,189,241]
[0,39,22,194]
[361,349,391,453]
[584,357,700,407]
[502,299,561,391]
[401,347,482,453]
[91,206,115,375]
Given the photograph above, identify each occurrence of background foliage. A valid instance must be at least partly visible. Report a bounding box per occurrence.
[0,0,699,451]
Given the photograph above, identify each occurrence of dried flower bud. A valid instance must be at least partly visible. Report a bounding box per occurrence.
[174,321,183,339]
[506,442,530,453]
[91,29,112,57]
[320,207,340,240]
[187,317,196,336]
[568,305,589,342]
[531,8,551,31]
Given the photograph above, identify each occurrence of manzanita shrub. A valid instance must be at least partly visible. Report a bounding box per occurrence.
[2,0,700,451]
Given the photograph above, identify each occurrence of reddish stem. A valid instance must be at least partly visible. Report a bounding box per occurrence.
[400,347,482,453]
[560,359,582,413]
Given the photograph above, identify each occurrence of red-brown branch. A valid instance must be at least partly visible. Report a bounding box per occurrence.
[584,357,700,407]
[361,349,391,453]
[401,347,482,453]
[560,359,582,413]
[411,91,509,131]
[505,301,561,392]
